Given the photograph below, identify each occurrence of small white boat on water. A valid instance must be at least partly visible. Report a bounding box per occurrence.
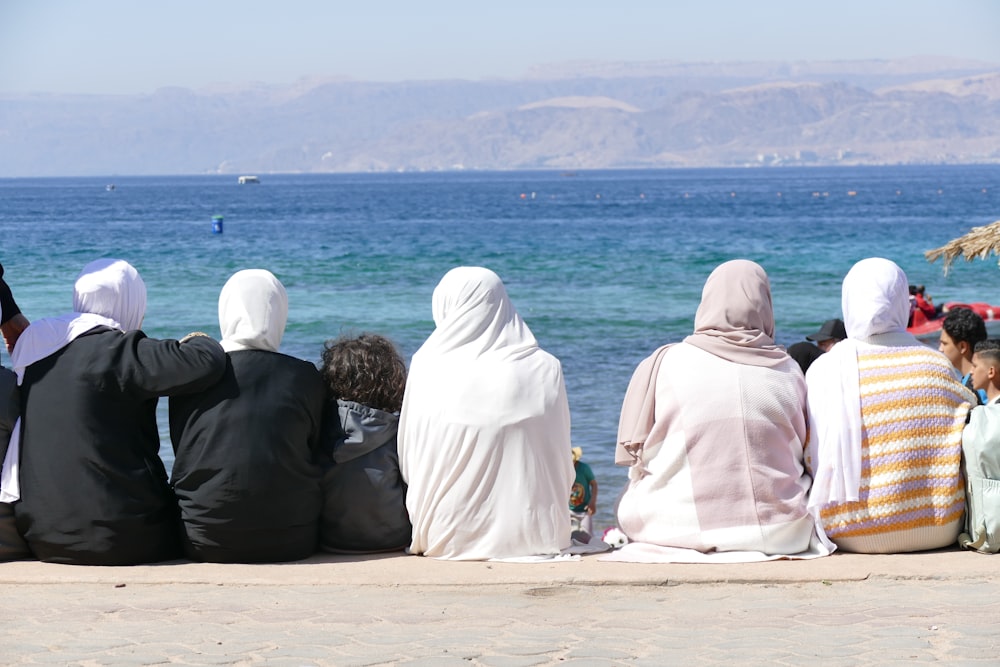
[238,175,260,185]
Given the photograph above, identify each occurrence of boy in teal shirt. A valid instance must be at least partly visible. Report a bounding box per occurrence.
[569,446,598,537]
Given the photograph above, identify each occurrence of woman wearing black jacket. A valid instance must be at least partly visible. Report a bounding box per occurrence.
[9,259,226,565]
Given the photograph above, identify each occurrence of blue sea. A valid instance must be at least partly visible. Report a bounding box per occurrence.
[2,166,999,530]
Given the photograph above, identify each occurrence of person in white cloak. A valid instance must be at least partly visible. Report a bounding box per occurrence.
[805,258,972,553]
[398,266,574,560]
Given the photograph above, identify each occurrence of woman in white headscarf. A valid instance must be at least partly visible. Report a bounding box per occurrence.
[610,259,831,563]
[7,258,226,565]
[398,267,574,560]
[806,258,973,553]
[169,269,325,563]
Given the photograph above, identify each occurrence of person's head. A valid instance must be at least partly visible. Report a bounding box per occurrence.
[218,269,288,353]
[321,333,407,413]
[572,446,583,467]
[685,259,791,368]
[805,318,847,352]
[694,259,774,339]
[73,258,146,331]
[426,266,535,357]
[939,307,987,372]
[841,258,910,341]
[971,339,1000,400]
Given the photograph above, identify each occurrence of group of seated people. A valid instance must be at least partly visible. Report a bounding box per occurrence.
[0,256,995,566]
[0,261,573,565]
[615,257,997,560]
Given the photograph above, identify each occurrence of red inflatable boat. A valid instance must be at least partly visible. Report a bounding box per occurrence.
[908,302,1000,337]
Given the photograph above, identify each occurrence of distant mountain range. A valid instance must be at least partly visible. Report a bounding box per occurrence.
[2,57,999,176]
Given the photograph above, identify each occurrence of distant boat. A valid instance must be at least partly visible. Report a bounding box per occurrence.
[909,301,1000,340]
[238,175,260,185]
[106,184,116,191]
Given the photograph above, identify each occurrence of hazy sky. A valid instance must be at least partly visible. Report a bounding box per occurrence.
[1,0,998,94]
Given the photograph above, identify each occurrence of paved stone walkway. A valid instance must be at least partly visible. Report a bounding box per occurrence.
[3,551,999,665]
[4,578,1000,664]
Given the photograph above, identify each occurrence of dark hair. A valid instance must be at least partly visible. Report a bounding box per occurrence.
[321,333,407,413]
[974,339,1000,367]
[942,307,988,345]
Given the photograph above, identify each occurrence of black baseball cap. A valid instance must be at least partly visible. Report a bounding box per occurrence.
[806,318,847,342]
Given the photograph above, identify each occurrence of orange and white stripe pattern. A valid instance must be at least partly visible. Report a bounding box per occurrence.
[820,346,971,552]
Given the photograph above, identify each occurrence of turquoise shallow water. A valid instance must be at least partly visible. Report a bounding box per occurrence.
[2,166,999,530]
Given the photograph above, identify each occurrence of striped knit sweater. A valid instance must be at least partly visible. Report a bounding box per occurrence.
[818,346,972,553]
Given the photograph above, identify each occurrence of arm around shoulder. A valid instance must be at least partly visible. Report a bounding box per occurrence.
[0,314,29,355]
[129,330,228,396]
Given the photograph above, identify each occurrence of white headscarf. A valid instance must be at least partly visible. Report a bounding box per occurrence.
[398,267,574,560]
[10,258,146,380]
[421,266,538,362]
[1,258,146,502]
[806,258,924,513]
[218,269,287,353]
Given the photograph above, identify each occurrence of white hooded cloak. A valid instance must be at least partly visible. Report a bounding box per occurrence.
[398,267,574,560]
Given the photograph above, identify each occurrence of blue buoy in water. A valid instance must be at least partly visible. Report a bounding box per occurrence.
[212,215,224,234]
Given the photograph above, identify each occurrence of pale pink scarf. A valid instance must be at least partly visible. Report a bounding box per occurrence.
[684,260,788,367]
[615,344,672,466]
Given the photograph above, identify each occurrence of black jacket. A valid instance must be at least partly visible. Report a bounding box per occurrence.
[15,328,226,565]
[0,366,16,464]
[169,349,325,563]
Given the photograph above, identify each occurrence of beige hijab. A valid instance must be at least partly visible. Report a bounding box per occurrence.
[684,259,788,367]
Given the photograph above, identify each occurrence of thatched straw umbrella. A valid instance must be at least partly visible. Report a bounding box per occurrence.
[925,219,1000,275]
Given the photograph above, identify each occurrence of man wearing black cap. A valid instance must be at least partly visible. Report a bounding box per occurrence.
[806,318,847,352]
[788,318,847,374]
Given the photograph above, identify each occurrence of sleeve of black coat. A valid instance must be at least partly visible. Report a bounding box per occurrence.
[123,332,227,397]
[0,367,17,464]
